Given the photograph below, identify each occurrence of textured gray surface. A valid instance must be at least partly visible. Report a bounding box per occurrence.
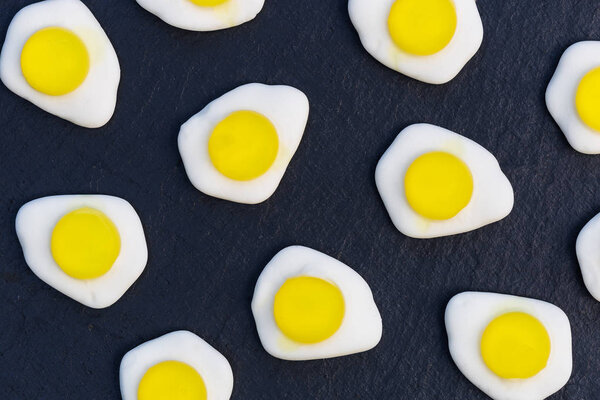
[0,0,599,399]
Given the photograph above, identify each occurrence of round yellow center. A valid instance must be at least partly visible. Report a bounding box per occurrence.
[188,0,229,6]
[480,312,551,379]
[576,67,600,132]
[51,207,121,280]
[20,27,90,96]
[404,151,473,220]
[273,276,345,344]
[138,361,207,400]
[208,110,279,181]
[387,0,457,56]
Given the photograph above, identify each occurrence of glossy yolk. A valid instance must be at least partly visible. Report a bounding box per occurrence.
[387,0,457,56]
[576,67,600,132]
[20,27,90,96]
[404,151,473,220]
[273,276,345,344]
[188,0,229,6]
[51,207,121,280]
[208,110,279,181]
[480,312,551,379]
[138,361,207,400]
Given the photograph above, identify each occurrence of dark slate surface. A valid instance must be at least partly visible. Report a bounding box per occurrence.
[1,0,600,399]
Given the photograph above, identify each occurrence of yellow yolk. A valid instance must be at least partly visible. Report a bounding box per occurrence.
[404,151,473,220]
[20,27,90,96]
[208,110,279,181]
[273,276,345,344]
[480,312,551,379]
[188,0,229,6]
[138,361,207,400]
[576,67,600,132]
[387,0,457,56]
[51,207,121,280]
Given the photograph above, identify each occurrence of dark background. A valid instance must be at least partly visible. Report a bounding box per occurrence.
[1,0,599,398]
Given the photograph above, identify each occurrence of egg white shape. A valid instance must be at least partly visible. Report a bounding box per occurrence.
[178,83,309,204]
[546,41,600,154]
[251,246,382,361]
[576,211,600,301]
[0,0,120,128]
[120,330,233,400]
[348,0,483,84]
[15,195,147,309]
[445,292,572,400]
[136,0,265,31]
[375,123,514,239]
